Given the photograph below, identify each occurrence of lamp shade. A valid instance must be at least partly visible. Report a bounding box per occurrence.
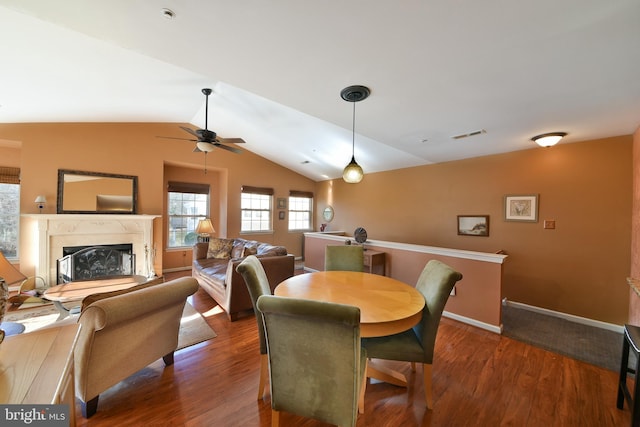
[532,132,567,147]
[342,157,364,183]
[34,195,46,204]
[0,251,27,286]
[196,219,215,235]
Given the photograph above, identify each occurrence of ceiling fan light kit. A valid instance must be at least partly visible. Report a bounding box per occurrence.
[532,132,567,147]
[341,85,370,184]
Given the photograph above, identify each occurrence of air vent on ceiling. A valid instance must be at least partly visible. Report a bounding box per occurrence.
[451,129,487,140]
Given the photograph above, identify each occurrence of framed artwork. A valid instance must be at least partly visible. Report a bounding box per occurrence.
[457,215,489,236]
[504,194,538,222]
[277,198,287,209]
[278,211,285,220]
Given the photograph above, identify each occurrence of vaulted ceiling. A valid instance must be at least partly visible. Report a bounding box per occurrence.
[1,1,639,181]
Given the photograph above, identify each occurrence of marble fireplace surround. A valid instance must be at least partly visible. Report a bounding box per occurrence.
[22,214,160,286]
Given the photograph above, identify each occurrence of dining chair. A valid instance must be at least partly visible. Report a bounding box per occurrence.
[361,259,462,409]
[325,245,364,272]
[257,295,367,427]
[236,255,272,400]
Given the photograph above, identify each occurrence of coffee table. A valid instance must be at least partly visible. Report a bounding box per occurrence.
[44,275,148,320]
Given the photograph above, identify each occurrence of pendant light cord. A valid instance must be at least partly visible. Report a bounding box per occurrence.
[351,101,356,158]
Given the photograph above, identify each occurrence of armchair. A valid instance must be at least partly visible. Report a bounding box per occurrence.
[74,276,199,418]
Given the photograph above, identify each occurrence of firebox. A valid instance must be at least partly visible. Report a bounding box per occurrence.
[57,243,135,283]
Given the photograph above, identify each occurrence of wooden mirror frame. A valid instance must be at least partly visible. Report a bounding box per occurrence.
[57,169,138,214]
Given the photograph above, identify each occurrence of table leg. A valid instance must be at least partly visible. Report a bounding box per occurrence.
[367,359,408,387]
[51,300,71,320]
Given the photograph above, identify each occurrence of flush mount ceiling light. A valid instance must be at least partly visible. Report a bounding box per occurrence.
[341,85,370,184]
[532,132,567,147]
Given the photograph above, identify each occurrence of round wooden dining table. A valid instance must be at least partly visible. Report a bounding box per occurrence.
[275,271,426,387]
[275,271,425,338]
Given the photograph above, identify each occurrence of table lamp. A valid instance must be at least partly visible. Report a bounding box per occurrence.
[196,219,215,243]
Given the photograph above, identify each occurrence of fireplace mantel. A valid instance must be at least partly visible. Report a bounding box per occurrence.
[22,214,160,285]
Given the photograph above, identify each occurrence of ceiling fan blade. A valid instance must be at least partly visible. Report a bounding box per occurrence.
[215,143,243,154]
[180,126,201,138]
[157,135,198,142]
[216,137,246,144]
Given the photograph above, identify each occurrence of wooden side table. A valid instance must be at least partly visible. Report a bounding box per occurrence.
[0,324,79,426]
[363,250,385,276]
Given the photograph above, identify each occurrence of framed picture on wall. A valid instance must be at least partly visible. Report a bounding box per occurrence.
[278,211,285,220]
[277,198,287,209]
[504,194,538,222]
[457,215,489,236]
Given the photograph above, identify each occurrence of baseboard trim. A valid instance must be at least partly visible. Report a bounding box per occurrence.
[502,298,624,334]
[443,310,503,334]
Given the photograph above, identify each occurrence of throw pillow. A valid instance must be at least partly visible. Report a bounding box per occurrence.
[207,238,234,259]
[242,246,258,257]
[231,242,244,259]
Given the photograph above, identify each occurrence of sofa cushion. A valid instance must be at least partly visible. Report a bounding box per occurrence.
[208,238,234,259]
[242,246,258,257]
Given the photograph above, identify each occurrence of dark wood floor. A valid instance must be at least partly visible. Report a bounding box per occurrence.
[74,270,631,426]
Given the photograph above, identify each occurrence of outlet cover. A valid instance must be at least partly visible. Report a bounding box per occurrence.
[544,220,556,229]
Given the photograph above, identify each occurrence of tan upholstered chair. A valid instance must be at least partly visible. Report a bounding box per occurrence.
[257,295,367,427]
[74,277,199,418]
[325,245,364,272]
[361,260,462,408]
[235,255,272,400]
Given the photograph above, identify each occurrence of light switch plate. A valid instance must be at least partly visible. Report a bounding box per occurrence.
[544,220,556,229]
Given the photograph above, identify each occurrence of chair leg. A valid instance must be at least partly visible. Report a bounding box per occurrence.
[423,363,433,409]
[271,409,280,427]
[163,352,175,366]
[258,353,269,400]
[358,358,368,414]
[81,395,99,418]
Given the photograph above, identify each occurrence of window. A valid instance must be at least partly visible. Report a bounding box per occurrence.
[241,186,274,233]
[167,181,210,248]
[0,167,20,259]
[288,190,313,231]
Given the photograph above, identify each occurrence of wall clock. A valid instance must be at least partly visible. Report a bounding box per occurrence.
[354,227,367,244]
[322,206,334,222]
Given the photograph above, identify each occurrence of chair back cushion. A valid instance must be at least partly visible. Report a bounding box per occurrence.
[257,295,365,427]
[236,255,272,353]
[324,245,364,272]
[414,260,463,361]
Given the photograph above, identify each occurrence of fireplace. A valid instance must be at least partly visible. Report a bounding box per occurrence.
[21,214,160,286]
[57,243,135,283]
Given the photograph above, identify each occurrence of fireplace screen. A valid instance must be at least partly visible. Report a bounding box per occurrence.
[57,244,135,283]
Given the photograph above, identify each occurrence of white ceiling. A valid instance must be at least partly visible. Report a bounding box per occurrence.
[1,1,639,181]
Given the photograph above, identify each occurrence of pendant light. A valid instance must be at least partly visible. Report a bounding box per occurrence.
[341,85,370,183]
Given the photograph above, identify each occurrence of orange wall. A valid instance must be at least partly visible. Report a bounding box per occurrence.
[315,136,632,325]
[0,122,315,275]
[631,127,640,325]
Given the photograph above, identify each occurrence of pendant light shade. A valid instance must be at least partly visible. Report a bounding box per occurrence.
[341,85,370,184]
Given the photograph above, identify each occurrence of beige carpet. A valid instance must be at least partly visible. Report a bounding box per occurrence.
[3,302,216,351]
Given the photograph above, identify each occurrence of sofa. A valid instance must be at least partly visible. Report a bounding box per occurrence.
[192,237,295,320]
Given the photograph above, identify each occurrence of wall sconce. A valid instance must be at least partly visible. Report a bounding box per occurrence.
[532,132,567,147]
[195,218,216,243]
[34,195,46,214]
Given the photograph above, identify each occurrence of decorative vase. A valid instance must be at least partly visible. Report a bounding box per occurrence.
[0,277,8,343]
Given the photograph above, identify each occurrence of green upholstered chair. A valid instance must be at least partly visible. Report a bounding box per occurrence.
[257,295,367,427]
[361,259,462,409]
[325,245,364,272]
[236,255,272,400]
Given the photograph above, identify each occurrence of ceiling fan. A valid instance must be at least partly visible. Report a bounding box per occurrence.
[159,88,245,154]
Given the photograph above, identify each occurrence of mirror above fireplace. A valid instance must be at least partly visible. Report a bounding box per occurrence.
[57,169,138,214]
